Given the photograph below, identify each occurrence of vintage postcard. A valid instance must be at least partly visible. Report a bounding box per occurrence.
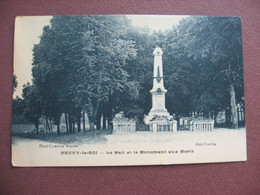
[12,15,246,166]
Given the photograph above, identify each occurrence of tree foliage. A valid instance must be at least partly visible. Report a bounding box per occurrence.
[22,83,42,133]
[13,74,18,93]
[162,16,244,128]
[30,15,139,132]
[16,15,244,133]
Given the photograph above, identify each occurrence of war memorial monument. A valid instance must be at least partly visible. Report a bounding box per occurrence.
[113,46,177,133]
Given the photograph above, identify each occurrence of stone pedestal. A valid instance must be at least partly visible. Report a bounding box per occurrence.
[150,121,158,133]
[170,120,177,132]
[149,116,177,133]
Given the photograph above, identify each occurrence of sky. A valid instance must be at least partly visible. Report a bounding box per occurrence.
[13,15,187,98]
[14,16,52,98]
[127,15,187,32]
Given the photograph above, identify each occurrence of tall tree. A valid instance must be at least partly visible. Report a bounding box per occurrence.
[22,83,42,133]
[32,15,139,132]
[166,16,244,127]
[78,15,138,129]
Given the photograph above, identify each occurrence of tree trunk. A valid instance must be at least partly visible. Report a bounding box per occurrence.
[213,110,217,122]
[47,118,51,133]
[49,119,53,133]
[35,123,39,134]
[55,114,61,135]
[72,120,75,133]
[45,118,47,133]
[77,115,81,132]
[45,117,50,133]
[83,112,86,132]
[107,116,112,129]
[230,83,238,129]
[88,115,95,131]
[102,114,106,129]
[225,107,231,127]
[86,104,96,131]
[96,113,101,130]
[107,106,113,129]
[65,113,69,134]
[57,124,60,135]
[68,114,72,133]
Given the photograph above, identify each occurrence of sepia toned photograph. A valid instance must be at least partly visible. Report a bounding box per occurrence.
[12,15,246,166]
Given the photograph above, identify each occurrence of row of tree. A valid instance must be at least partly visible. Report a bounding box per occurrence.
[12,15,245,133]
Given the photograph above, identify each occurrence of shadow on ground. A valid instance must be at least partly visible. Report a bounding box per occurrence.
[12,130,113,145]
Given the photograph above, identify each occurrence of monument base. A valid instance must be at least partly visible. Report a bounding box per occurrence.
[145,108,171,123]
[149,115,177,133]
[144,111,177,133]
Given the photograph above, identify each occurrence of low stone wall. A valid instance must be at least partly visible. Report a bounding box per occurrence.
[112,112,136,133]
[179,117,214,131]
[113,122,136,133]
[190,120,214,131]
